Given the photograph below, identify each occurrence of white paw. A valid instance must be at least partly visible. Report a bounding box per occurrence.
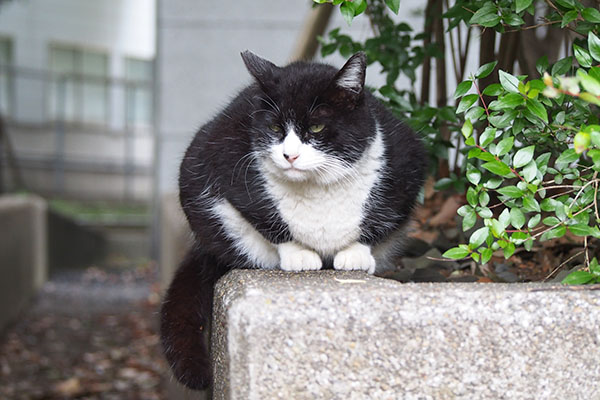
[333,243,376,274]
[278,242,323,272]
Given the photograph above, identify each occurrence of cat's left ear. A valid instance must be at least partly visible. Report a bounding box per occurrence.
[324,52,367,108]
[240,50,280,91]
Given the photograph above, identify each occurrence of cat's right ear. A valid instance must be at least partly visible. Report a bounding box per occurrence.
[241,51,280,91]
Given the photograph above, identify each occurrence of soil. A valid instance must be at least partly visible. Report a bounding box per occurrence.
[0,264,168,400]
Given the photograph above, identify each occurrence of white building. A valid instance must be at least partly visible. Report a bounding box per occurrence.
[0,0,156,201]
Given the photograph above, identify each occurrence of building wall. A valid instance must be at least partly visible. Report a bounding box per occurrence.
[0,0,156,201]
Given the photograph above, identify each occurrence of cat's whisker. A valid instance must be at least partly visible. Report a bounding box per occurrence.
[231,152,257,185]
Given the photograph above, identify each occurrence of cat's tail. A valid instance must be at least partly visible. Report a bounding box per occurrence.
[160,248,224,390]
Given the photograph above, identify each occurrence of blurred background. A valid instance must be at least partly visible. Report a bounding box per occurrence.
[0,0,448,398]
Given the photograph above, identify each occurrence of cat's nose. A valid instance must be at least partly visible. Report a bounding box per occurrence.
[283,153,299,164]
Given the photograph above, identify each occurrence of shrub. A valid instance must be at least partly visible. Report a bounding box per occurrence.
[314,0,600,283]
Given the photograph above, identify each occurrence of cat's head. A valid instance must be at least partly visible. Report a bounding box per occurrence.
[241,51,376,185]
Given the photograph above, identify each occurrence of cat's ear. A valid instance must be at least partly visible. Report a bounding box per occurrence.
[240,50,280,90]
[323,52,367,108]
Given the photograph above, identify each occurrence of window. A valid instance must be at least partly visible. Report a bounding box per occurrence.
[49,44,108,124]
[0,37,13,116]
[125,57,153,127]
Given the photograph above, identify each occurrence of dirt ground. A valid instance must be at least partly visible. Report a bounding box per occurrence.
[0,264,168,400]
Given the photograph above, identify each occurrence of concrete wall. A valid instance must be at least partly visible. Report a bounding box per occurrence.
[214,270,600,399]
[0,194,47,332]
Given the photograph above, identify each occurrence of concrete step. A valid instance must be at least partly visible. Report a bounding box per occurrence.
[212,269,600,400]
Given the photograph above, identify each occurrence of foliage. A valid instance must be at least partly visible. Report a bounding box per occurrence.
[314,0,600,283]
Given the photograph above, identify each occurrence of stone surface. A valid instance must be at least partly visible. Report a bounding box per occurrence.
[213,269,600,400]
[0,194,47,332]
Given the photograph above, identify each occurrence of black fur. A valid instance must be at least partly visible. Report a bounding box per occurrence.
[160,51,426,390]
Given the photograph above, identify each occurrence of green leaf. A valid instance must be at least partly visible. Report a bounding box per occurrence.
[385,0,400,14]
[503,13,525,26]
[480,127,497,148]
[528,213,541,229]
[479,191,490,207]
[340,2,355,25]
[562,270,596,285]
[476,61,498,79]
[457,94,479,113]
[582,7,600,23]
[489,110,518,128]
[562,10,578,27]
[469,3,501,27]
[568,224,595,236]
[578,71,600,96]
[465,106,485,121]
[510,208,526,229]
[463,208,477,231]
[541,225,566,241]
[467,186,478,206]
[466,168,481,185]
[503,242,516,259]
[556,148,579,164]
[498,70,520,93]
[522,160,538,182]
[580,92,600,106]
[479,248,492,264]
[454,80,473,98]
[482,160,512,177]
[516,0,533,13]
[470,227,490,248]
[574,131,591,154]
[573,44,593,68]
[496,93,525,109]
[554,0,575,9]
[496,136,514,156]
[589,32,600,62]
[525,98,548,123]
[434,177,453,190]
[490,218,505,237]
[443,247,470,259]
[482,83,503,96]
[523,196,541,213]
[461,119,473,139]
[513,145,535,168]
[353,0,367,15]
[551,57,573,76]
[497,185,524,198]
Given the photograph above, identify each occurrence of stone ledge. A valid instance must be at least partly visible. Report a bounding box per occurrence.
[212,269,600,400]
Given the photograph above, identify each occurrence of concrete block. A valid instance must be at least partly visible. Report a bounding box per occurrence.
[48,210,106,270]
[213,269,600,400]
[0,194,47,332]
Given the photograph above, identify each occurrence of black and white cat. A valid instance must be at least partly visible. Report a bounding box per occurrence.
[160,51,426,390]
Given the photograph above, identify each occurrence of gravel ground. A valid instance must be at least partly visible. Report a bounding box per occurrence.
[0,264,168,400]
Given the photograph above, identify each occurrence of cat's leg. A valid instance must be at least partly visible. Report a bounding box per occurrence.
[333,242,376,274]
[277,241,323,271]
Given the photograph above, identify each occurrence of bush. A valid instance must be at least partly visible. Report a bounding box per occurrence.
[314,0,600,284]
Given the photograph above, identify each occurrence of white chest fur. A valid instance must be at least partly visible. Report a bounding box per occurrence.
[264,128,385,256]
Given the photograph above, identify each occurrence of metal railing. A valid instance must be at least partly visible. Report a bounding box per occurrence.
[0,64,154,202]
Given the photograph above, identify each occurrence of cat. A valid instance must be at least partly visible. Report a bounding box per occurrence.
[160,51,426,390]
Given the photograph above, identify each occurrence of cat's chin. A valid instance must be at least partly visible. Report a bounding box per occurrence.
[281,167,310,182]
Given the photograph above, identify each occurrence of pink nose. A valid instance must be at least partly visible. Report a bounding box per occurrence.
[284,153,299,164]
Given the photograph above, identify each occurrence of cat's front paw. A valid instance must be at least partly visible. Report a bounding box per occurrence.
[277,242,322,272]
[333,243,376,274]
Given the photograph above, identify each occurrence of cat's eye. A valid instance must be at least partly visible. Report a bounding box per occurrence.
[269,124,282,133]
[309,124,325,133]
